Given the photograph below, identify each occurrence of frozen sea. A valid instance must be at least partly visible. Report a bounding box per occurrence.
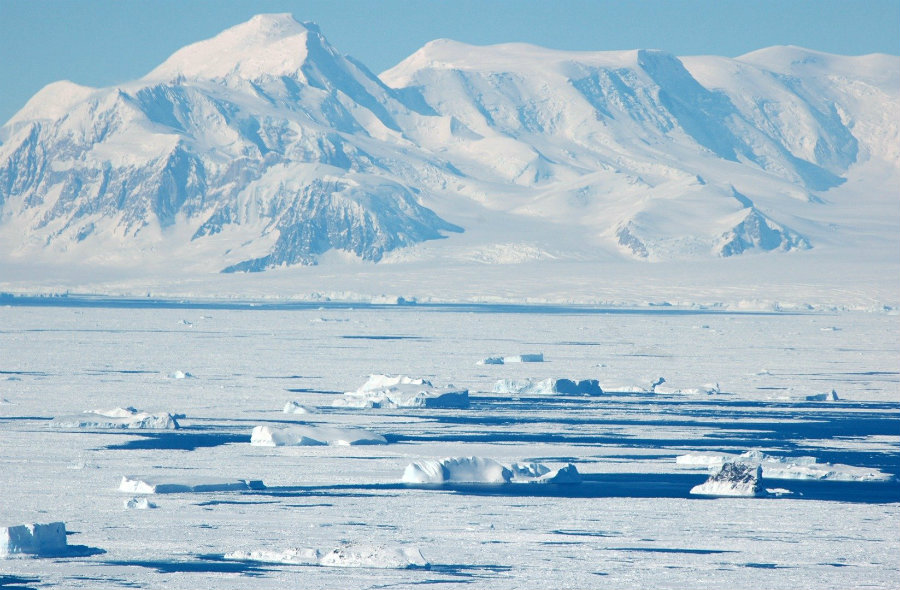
[1,300,898,588]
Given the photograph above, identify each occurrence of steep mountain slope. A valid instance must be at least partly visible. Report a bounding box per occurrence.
[0,14,461,272]
[0,14,896,279]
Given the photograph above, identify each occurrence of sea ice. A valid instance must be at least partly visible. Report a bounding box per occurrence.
[49,407,179,429]
[118,475,265,494]
[477,353,544,365]
[334,374,469,408]
[1,522,68,557]
[250,424,387,446]
[492,378,602,395]
[690,462,764,497]
[224,543,429,569]
[402,457,581,484]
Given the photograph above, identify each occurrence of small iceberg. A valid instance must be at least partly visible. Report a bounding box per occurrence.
[283,401,315,414]
[690,463,764,497]
[1,522,68,557]
[493,378,602,396]
[118,475,265,494]
[335,375,469,409]
[805,389,840,401]
[225,543,428,569]
[402,457,580,485]
[49,407,179,430]
[477,353,544,365]
[250,424,387,446]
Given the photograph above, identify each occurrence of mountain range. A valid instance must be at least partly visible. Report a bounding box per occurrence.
[0,13,897,289]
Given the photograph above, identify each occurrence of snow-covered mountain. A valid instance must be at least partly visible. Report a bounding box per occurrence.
[0,13,897,276]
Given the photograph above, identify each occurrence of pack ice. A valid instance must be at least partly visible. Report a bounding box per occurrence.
[49,407,179,429]
[402,457,581,484]
[334,374,469,408]
[250,424,387,446]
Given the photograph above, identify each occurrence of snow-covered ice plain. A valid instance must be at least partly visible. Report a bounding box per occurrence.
[1,300,897,588]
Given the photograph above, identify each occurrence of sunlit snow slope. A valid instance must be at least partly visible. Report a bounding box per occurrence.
[0,14,897,300]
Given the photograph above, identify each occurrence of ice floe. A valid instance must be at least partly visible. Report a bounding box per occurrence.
[676,449,893,481]
[690,463,765,497]
[118,475,265,494]
[224,543,428,569]
[402,457,581,484]
[49,407,179,429]
[250,424,387,446]
[166,370,194,379]
[492,378,602,395]
[477,353,544,365]
[334,374,469,408]
[1,522,68,557]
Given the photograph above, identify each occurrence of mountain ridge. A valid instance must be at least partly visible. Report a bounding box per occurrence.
[1,14,896,277]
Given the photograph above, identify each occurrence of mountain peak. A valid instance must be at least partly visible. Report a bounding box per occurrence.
[145,13,323,82]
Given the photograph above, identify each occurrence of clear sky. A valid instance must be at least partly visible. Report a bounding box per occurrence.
[1,0,898,124]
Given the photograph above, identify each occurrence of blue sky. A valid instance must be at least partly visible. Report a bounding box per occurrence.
[1,0,898,124]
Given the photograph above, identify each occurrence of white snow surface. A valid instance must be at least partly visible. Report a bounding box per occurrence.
[250,424,387,446]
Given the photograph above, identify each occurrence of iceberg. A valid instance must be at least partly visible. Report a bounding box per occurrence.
[49,407,179,429]
[676,449,893,482]
[690,462,764,497]
[283,401,315,414]
[118,475,265,494]
[477,353,544,365]
[250,424,387,446]
[493,378,602,395]
[225,543,428,569]
[402,457,580,484]
[1,522,68,557]
[335,374,469,408]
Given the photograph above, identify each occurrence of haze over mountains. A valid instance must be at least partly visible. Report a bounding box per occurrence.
[0,14,897,305]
